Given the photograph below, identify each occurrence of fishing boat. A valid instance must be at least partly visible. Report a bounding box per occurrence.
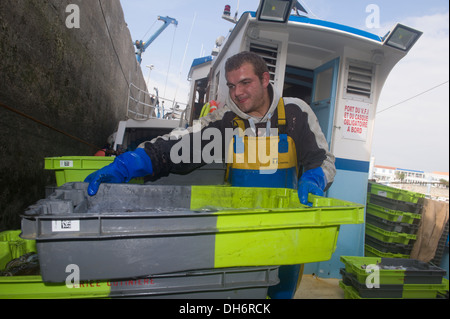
[35,0,425,285]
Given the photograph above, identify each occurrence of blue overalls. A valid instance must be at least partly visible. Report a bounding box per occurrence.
[226,98,303,299]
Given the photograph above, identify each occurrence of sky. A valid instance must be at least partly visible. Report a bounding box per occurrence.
[119,0,449,173]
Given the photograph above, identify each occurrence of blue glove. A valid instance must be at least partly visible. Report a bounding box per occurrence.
[298,167,327,206]
[84,148,153,196]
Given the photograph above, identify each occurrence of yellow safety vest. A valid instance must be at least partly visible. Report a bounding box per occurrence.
[225,98,298,189]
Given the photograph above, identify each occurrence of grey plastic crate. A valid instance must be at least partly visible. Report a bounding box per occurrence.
[21,183,217,282]
[21,182,363,283]
[108,266,279,299]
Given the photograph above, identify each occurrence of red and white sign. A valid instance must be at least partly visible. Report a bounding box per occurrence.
[342,101,370,141]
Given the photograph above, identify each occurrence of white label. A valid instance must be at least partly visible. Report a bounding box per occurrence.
[60,160,74,168]
[377,191,387,197]
[52,220,80,232]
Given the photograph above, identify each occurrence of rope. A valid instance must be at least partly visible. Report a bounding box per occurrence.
[377,80,449,114]
[0,101,102,152]
[98,0,129,87]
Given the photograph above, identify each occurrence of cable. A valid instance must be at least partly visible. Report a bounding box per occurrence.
[0,101,102,151]
[163,25,178,98]
[141,20,157,41]
[377,80,449,114]
[98,0,129,87]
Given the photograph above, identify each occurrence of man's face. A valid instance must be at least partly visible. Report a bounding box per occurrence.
[226,62,270,117]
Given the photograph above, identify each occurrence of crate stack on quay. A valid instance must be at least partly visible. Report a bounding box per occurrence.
[337,182,449,299]
[339,256,448,299]
[365,182,425,259]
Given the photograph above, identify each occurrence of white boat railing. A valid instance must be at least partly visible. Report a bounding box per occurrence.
[126,83,188,121]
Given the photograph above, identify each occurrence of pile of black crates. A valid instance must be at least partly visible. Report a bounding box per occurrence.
[342,182,450,299]
[365,182,449,263]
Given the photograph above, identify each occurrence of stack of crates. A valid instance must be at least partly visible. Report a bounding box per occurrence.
[1,182,365,299]
[365,182,424,258]
[339,256,448,299]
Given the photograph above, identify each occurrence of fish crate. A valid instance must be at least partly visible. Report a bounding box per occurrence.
[0,230,36,271]
[20,182,364,283]
[366,202,421,225]
[365,223,416,245]
[339,268,446,299]
[364,244,410,259]
[431,221,449,266]
[365,235,413,256]
[1,231,278,299]
[340,256,447,285]
[44,156,145,186]
[366,214,419,235]
[0,265,278,299]
[44,156,115,187]
[368,182,425,204]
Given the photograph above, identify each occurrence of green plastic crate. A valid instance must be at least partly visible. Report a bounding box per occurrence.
[0,267,279,299]
[44,156,143,187]
[45,156,114,187]
[365,235,413,256]
[1,229,279,299]
[364,244,410,259]
[0,231,36,271]
[340,256,446,285]
[368,182,425,204]
[368,193,422,215]
[366,203,421,225]
[365,223,416,245]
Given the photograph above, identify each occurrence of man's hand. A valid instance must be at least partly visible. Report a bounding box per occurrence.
[84,148,153,196]
[298,167,327,206]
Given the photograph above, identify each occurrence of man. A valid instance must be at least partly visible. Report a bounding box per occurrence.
[85,51,336,299]
[86,51,335,205]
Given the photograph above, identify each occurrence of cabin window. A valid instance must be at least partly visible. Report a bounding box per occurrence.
[344,60,374,102]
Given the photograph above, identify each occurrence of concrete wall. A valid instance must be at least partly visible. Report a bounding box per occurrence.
[0,0,146,230]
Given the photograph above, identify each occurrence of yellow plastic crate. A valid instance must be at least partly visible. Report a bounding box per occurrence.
[45,156,142,186]
[45,156,114,186]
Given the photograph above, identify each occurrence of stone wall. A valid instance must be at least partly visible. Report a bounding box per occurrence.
[0,0,146,230]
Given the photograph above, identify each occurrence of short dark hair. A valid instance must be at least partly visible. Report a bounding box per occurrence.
[225,51,269,80]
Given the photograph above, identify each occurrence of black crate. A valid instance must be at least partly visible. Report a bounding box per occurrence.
[366,214,419,235]
[368,193,422,216]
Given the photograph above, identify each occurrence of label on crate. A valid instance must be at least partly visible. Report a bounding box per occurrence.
[52,220,80,232]
[377,191,387,197]
[60,160,74,168]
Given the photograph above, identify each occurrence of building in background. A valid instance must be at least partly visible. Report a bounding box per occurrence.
[371,165,449,201]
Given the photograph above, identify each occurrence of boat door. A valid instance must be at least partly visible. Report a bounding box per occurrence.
[310,58,340,146]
